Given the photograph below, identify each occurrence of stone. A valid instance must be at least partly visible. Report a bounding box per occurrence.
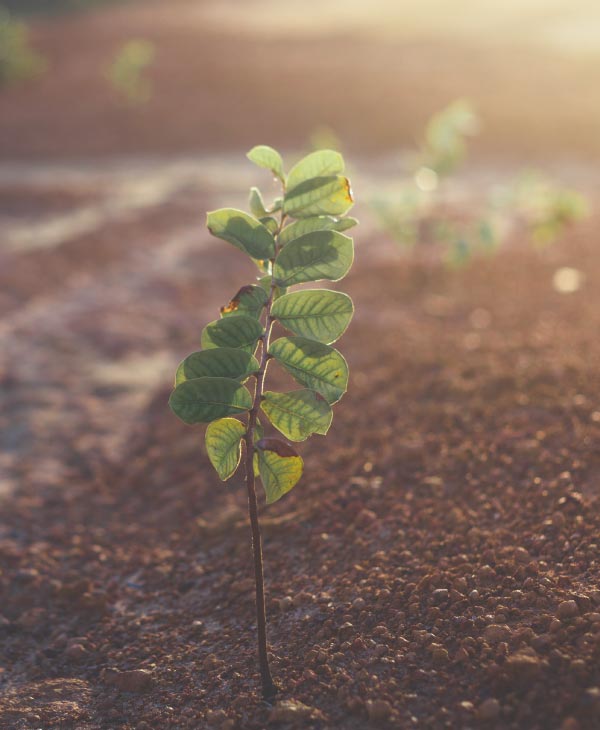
[269,700,322,724]
[366,699,392,722]
[65,643,88,662]
[432,589,449,604]
[103,668,153,693]
[504,652,542,682]
[483,624,511,644]
[338,622,354,639]
[514,547,530,564]
[478,698,500,721]
[557,600,579,619]
[431,646,449,664]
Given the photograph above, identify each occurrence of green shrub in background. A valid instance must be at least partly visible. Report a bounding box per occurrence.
[417,98,480,178]
[106,39,155,105]
[0,6,45,88]
[493,169,588,248]
[372,100,588,265]
[2,0,125,16]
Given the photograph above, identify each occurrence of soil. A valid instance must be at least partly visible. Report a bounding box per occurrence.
[2,175,600,728]
[2,2,600,729]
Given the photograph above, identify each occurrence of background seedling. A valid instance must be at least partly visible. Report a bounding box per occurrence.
[372,100,588,264]
[106,39,155,105]
[169,146,356,699]
[0,6,45,88]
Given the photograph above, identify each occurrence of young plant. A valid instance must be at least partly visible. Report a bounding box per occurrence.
[169,146,357,699]
[106,39,155,105]
[372,99,588,265]
[0,7,45,89]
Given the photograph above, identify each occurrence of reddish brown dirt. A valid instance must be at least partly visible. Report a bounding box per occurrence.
[1,184,600,728]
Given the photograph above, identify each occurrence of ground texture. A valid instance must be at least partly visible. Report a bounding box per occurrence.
[1,167,600,728]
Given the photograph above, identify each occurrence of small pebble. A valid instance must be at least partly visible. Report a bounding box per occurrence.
[557,600,579,619]
[104,668,153,693]
[483,624,511,644]
[432,589,449,604]
[65,643,88,662]
[338,622,354,639]
[269,700,320,724]
[478,698,500,721]
[514,547,530,563]
[366,699,392,722]
[430,646,449,664]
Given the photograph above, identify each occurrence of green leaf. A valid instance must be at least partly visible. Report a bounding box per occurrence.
[205,417,246,480]
[169,377,252,424]
[207,209,275,260]
[283,176,354,218]
[249,187,268,218]
[271,289,353,344]
[247,145,285,182]
[286,150,344,190]
[334,216,358,232]
[279,216,358,246]
[262,389,332,442]
[257,275,272,293]
[255,437,304,504]
[175,348,259,386]
[254,419,265,442]
[260,216,279,235]
[273,230,353,287]
[268,336,348,404]
[220,285,268,319]
[257,275,287,300]
[201,316,264,353]
[253,451,260,478]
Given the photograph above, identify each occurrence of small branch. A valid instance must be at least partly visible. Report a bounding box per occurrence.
[243,202,286,701]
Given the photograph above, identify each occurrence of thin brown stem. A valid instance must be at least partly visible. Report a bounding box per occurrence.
[244,203,286,700]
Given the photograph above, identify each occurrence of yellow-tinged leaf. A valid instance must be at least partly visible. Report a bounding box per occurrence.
[283,176,354,219]
[261,389,332,441]
[256,438,303,504]
[205,418,246,480]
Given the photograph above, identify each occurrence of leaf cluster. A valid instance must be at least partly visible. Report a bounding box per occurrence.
[169,146,357,504]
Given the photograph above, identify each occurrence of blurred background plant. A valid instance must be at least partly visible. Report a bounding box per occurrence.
[492,170,588,249]
[0,5,46,88]
[106,39,155,106]
[371,99,588,265]
[2,0,123,16]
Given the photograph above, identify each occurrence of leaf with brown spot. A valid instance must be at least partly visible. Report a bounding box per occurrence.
[283,176,355,219]
[220,285,267,320]
[255,438,304,503]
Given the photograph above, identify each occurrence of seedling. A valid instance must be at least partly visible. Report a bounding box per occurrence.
[0,7,45,88]
[107,39,155,105]
[372,99,588,264]
[169,146,357,699]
